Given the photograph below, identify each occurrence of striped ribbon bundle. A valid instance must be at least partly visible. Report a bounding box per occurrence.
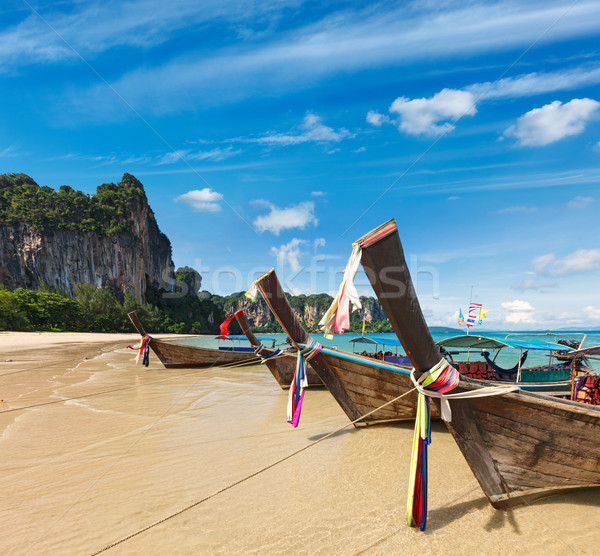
[255,346,282,360]
[407,360,460,531]
[287,341,322,427]
[135,335,152,367]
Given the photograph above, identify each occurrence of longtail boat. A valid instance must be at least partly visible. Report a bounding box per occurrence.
[234,310,323,388]
[356,218,600,508]
[128,311,260,368]
[254,270,439,425]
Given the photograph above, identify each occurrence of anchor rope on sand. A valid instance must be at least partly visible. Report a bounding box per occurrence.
[90,386,419,555]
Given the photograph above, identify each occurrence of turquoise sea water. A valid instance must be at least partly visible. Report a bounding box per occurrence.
[174,329,600,370]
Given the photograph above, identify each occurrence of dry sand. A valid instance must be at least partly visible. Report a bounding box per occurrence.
[0,333,597,555]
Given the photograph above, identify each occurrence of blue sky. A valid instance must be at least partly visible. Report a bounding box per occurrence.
[2,0,600,330]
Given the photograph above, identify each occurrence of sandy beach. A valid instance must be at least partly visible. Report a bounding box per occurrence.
[0,333,597,555]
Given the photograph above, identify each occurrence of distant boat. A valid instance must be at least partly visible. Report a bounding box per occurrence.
[234,310,323,388]
[128,311,262,368]
[253,270,439,425]
[437,333,591,394]
[358,218,600,508]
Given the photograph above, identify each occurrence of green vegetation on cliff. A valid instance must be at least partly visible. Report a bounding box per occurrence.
[0,173,148,236]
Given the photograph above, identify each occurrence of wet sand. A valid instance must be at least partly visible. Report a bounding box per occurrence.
[0,333,597,555]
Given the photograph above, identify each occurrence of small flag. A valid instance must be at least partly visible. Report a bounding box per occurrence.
[458,309,464,325]
[362,311,367,334]
[479,307,487,325]
[466,303,482,328]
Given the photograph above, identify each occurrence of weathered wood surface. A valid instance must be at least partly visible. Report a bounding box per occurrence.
[127,311,257,368]
[358,218,600,507]
[254,270,431,424]
[234,310,323,389]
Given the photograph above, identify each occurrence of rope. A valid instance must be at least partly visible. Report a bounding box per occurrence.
[90,386,418,555]
[406,359,519,531]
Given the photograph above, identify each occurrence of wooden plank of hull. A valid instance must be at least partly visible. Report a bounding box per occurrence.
[149,339,257,368]
[356,218,600,507]
[446,385,600,508]
[234,310,323,389]
[319,352,440,422]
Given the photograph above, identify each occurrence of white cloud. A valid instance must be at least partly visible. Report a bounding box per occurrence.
[504,98,600,147]
[310,191,325,197]
[493,206,537,214]
[253,200,318,235]
[568,195,595,209]
[157,147,239,165]
[313,237,326,251]
[251,113,351,146]
[532,249,600,276]
[511,279,557,291]
[389,88,476,136]
[501,299,536,324]
[467,65,600,101]
[583,306,600,320]
[271,238,308,272]
[174,188,223,212]
[366,110,389,127]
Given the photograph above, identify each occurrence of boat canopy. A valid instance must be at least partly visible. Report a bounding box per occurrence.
[437,335,575,352]
[215,335,276,342]
[350,335,404,347]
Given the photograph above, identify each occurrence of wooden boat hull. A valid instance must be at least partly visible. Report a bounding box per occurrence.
[260,349,323,388]
[128,311,258,368]
[446,381,600,508]
[357,218,600,507]
[318,348,440,423]
[145,338,258,368]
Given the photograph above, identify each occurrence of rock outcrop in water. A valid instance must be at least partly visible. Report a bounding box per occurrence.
[0,173,175,303]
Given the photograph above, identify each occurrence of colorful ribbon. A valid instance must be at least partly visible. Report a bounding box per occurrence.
[245,280,259,301]
[318,243,362,339]
[219,309,244,337]
[407,360,459,531]
[128,335,152,367]
[287,341,322,427]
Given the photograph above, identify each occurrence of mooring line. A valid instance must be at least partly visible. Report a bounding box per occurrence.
[90,386,417,555]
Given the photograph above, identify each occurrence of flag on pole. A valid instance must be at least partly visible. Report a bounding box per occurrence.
[479,307,487,325]
[466,303,482,328]
[458,309,464,325]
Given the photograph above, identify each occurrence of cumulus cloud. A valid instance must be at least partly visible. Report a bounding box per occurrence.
[252,113,352,146]
[501,299,536,324]
[583,306,600,320]
[174,188,223,212]
[567,195,595,209]
[532,249,600,276]
[366,110,389,127]
[253,200,318,235]
[504,98,600,147]
[271,238,308,272]
[389,88,476,136]
[511,279,557,291]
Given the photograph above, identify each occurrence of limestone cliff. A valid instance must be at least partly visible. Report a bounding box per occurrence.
[216,291,389,332]
[0,173,175,303]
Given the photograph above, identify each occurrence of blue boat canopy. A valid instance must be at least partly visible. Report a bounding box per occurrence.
[436,335,574,352]
[350,335,405,347]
